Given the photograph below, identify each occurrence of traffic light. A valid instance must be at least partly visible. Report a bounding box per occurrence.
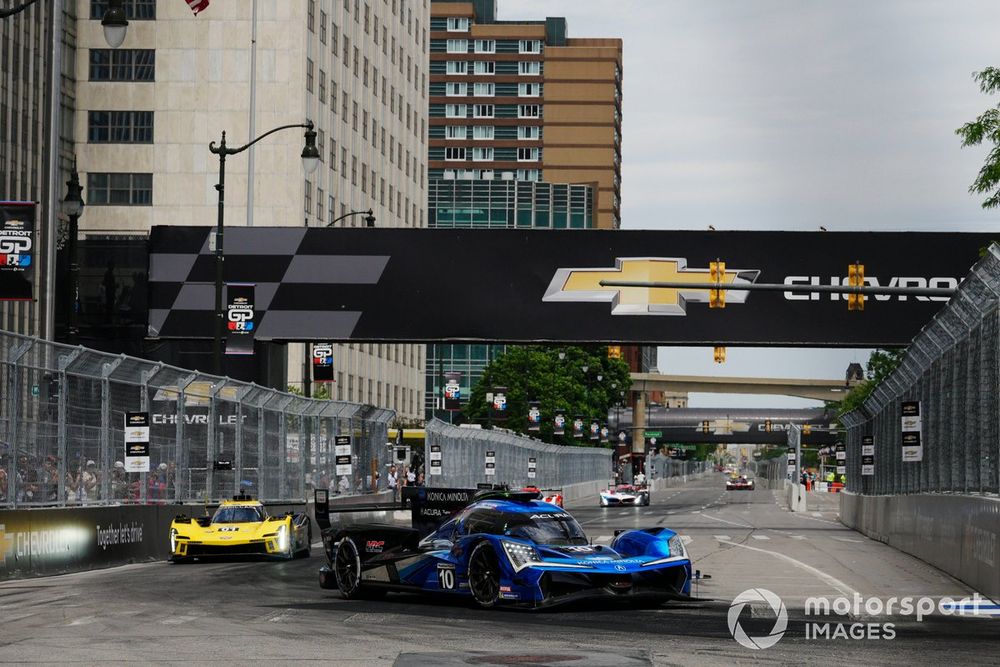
[701,420,711,434]
[713,346,726,364]
[848,261,864,311]
[709,260,726,308]
[764,419,772,433]
[802,424,812,435]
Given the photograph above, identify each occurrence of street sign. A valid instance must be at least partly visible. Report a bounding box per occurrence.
[644,430,662,439]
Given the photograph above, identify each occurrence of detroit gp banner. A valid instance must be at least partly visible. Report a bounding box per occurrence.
[0,202,35,301]
[527,401,541,432]
[553,409,566,436]
[443,372,462,411]
[225,283,255,355]
[312,343,334,382]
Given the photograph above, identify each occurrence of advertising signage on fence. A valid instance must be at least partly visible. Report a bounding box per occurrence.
[528,457,537,480]
[123,412,150,472]
[335,435,352,476]
[148,227,996,347]
[0,202,35,301]
[485,450,496,477]
[429,444,442,476]
[861,435,875,476]
[311,343,334,382]
[901,401,923,462]
[443,372,462,411]
[225,283,256,355]
[835,442,847,475]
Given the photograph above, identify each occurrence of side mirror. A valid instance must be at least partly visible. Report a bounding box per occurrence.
[432,539,452,551]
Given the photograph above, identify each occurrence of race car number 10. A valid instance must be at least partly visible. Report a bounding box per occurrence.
[437,565,455,590]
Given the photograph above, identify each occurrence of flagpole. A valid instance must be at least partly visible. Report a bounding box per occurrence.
[246,0,258,228]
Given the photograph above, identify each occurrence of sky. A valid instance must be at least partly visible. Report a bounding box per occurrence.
[499,0,1000,407]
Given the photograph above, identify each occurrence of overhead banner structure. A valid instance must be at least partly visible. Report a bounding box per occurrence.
[312,343,334,382]
[225,283,255,355]
[148,228,996,346]
[0,202,36,301]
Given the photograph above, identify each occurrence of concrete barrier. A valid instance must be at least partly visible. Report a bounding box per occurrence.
[785,481,808,512]
[840,492,1000,601]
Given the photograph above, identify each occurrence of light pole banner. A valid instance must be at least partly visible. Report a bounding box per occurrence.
[491,387,508,421]
[553,409,566,436]
[0,201,35,301]
[600,425,609,444]
[572,416,584,439]
[312,343,334,382]
[225,283,256,355]
[444,372,462,411]
[901,401,923,462]
[589,419,600,441]
[124,412,151,473]
[527,401,541,432]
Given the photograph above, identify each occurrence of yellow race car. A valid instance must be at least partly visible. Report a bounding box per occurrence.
[169,496,312,562]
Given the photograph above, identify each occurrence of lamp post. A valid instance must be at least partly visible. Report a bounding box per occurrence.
[209,121,320,374]
[0,0,41,19]
[327,209,376,227]
[61,163,84,344]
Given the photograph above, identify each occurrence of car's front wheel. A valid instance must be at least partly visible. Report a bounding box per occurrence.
[467,541,502,608]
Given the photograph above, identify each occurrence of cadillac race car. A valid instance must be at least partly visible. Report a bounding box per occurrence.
[599,484,650,507]
[522,486,563,508]
[317,487,691,609]
[169,496,311,561]
[726,475,755,491]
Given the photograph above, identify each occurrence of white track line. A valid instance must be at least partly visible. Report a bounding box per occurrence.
[722,541,859,598]
[698,512,753,529]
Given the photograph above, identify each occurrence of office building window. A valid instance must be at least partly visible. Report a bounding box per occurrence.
[517,126,540,140]
[304,180,312,214]
[473,104,494,118]
[306,58,314,92]
[89,0,155,19]
[473,82,494,96]
[87,110,153,143]
[446,39,468,53]
[517,169,540,181]
[89,49,155,81]
[518,104,541,118]
[472,125,494,140]
[86,173,153,205]
[519,39,541,54]
[445,147,466,161]
[446,61,467,75]
[474,39,495,54]
[445,104,466,118]
[518,83,540,97]
[517,148,539,162]
[519,61,541,75]
[473,61,495,75]
[446,125,467,140]
[446,82,467,97]
[446,17,470,31]
[472,147,493,161]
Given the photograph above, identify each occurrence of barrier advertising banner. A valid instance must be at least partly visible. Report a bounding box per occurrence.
[0,202,35,301]
[123,412,150,473]
[862,435,875,476]
[901,401,923,462]
[148,228,996,346]
[429,444,442,476]
[335,435,352,476]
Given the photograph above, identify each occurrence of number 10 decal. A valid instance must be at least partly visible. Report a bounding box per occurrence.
[437,564,455,590]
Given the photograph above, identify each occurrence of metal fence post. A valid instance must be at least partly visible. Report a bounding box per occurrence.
[6,339,33,508]
[174,373,196,503]
[101,357,124,503]
[233,384,252,498]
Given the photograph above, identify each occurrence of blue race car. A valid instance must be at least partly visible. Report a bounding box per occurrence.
[317,487,691,609]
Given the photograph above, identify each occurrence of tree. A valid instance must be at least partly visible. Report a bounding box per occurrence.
[462,345,631,446]
[837,348,906,416]
[956,67,1000,209]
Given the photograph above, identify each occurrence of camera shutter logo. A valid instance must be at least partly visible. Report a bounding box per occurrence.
[728,588,788,650]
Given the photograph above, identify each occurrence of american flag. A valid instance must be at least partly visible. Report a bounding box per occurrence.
[185,0,210,14]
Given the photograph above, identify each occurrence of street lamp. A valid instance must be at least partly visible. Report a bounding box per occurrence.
[101,0,129,48]
[62,162,84,344]
[327,208,376,227]
[209,121,319,374]
[0,0,40,19]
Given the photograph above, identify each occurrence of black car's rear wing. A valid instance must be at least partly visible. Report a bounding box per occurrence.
[314,485,539,537]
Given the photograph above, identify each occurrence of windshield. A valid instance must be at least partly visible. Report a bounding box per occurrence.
[212,506,265,524]
[504,511,588,546]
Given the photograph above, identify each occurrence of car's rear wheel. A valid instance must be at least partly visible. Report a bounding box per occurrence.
[334,537,363,598]
[468,541,501,608]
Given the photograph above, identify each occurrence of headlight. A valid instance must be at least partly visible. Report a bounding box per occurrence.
[277,524,289,552]
[501,540,540,572]
[668,535,686,559]
[169,528,177,553]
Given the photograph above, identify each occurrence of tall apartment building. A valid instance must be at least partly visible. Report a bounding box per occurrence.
[72,0,429,421]
[423,0,624,419]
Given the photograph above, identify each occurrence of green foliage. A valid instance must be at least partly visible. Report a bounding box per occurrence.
[836,348,906,417]
[286,383,332,400]
[462,345,631,446]
[956,67,1000,209]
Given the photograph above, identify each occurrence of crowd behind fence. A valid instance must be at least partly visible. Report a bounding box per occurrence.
[0,330,394,508]
[841,245,1000,496]
[424,419,611,489]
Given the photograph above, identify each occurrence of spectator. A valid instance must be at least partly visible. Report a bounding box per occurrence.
[386,465,398,499]
[82,460,99,502]
[338,476,351,495]
[0,461,6,502]
[406,466,416,486]
[634,470,646,486]
[65,466,81,504]
[416,472,424,487]
[111,461,128,499]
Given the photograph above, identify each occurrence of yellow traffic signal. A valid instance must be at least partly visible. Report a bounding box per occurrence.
[709,260,726,308]
[803,424,812,435]
[702,420,711,434]
[848,261,864,311]
[713,346,726,363]
[607,345,622,359]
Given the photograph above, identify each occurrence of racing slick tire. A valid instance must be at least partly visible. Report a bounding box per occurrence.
[333,537,385,600]
[468,541,502,608]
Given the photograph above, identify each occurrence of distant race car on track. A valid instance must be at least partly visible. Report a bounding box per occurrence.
[599,484,650,507]
[316,486,691,609]
[522,486,563,508]
[169,496,312,561]
[726,475,755,491]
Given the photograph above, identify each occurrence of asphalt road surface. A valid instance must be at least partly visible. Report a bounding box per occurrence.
[1,475,997,665]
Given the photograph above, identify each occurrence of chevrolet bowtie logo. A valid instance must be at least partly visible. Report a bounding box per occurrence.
[542,257,761,315]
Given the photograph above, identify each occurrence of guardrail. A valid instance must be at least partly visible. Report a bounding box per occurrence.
[0,330,394,507]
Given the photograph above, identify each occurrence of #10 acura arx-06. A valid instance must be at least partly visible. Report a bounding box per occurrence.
[315,486,691,609]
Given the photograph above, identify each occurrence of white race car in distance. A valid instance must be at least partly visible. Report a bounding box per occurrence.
[599,484,650,507]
